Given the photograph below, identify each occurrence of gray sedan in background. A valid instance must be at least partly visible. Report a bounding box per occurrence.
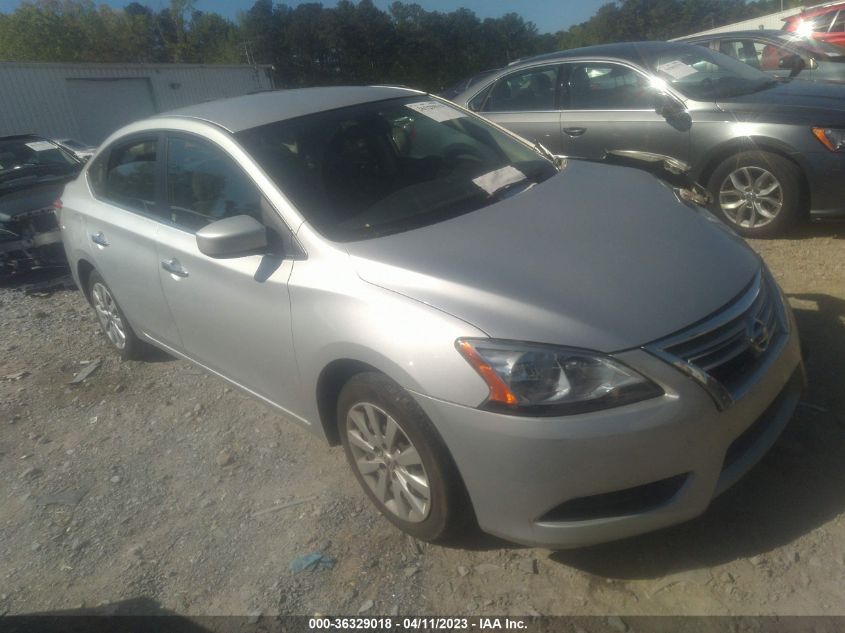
[59,86,802,548]
[452,41,845,237]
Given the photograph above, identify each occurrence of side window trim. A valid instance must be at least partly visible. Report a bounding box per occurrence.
[559,60,659,112]
[481,63,563,113]
[87,131,167,221]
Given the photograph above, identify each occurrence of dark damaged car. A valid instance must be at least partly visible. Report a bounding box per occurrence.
[0,135,82,274]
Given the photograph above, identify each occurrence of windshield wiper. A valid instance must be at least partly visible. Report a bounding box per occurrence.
[488,178,535,201]
[532,140,565,169]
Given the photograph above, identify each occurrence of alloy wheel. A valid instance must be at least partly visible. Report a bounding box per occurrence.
[718,166,783,229]
[346,402,431,522]
[91,282,127,350]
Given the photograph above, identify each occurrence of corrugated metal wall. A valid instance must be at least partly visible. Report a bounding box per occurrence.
[673,7,805,39]
[0,63,274,144]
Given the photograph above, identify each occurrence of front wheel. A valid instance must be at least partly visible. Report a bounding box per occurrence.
[338,372,473,543]
[707,151,803,238]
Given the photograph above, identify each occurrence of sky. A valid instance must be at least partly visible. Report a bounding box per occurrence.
[0,0,609,34]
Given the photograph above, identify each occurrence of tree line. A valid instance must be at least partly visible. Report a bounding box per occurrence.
[0,0,815,92]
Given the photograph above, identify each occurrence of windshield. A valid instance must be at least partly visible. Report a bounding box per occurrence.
[780,33,845,58]
[58,139,90,151]
[235,96,556,241]
[651,46,776,100]
[0,137,80,188]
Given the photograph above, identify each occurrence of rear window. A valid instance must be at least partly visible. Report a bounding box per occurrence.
[90,138,158,214]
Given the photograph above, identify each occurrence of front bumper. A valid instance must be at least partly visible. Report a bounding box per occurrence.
[412,317,802,549]
[801,150,845,219]
[0,208,65,273]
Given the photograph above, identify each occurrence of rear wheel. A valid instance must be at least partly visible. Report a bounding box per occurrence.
[87,270,145,361]
[707,150,803,238]
[338,372,473,542]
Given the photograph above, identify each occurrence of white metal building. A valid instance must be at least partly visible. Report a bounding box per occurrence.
[673,6,807,39]
[0,62,274,144]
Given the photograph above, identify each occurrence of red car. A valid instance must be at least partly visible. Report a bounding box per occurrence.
[783,2,845,47]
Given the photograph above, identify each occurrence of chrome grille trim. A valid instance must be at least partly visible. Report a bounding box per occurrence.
[644,269,786,411]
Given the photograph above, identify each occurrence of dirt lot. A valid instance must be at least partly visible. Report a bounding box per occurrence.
[1,223,844,618]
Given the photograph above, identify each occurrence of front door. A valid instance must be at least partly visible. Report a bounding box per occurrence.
[153,133,305,420]
[558,61,691,169]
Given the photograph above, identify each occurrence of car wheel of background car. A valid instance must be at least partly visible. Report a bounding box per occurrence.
[87,270,146,361]
[707,151,802,238]
[338,372,473,543]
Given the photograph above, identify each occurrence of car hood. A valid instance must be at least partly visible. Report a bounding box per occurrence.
[346,161,761,353]
[717,80,845,120]
[0,180,67,222]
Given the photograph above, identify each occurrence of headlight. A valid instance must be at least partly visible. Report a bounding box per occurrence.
[812,127,845,152]
[456,338,663,416]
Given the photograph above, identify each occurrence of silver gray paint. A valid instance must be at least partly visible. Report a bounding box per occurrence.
[451,41,845,218]
[348,160,759,353]
[59,86,802,547]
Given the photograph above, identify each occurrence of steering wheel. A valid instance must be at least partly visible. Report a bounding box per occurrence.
[443,143,485,165]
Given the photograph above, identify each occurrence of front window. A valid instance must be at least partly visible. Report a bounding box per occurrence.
[166,136,262,232]
[564,63,654,110]
[235,96,556,242]
[650,46,776,100]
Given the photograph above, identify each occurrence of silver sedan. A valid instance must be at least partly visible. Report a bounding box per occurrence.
[58,86,803,547]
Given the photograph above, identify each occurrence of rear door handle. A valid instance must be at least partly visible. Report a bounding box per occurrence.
[90,232,110,247]
[161,258,189,278]
[563,127,587,137]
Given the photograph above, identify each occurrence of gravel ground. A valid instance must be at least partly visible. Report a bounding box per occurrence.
[1,222,844,618]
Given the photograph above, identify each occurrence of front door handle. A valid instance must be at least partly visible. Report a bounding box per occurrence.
[161,258,189,278]
[563,127,587,137]
[91,232,110,247]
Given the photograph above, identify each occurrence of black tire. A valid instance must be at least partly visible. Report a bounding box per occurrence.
[87,270,146,361]
[707,150,803,238]
[337,372,473,543]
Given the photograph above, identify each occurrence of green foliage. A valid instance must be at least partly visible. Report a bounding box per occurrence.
[0,0,827,91]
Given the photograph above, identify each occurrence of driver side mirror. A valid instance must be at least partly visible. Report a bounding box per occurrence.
[196,214,268,258]
[654,92,685,120]
[779,53,807,77]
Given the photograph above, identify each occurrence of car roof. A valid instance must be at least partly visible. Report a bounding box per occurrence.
[0,134,47,143]
[679,30,788,42]
[509,41,698,66]
[785,1,845,20]
[159,85,426,133]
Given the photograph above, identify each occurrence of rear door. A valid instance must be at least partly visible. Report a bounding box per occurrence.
[153,132,304,417]
[83,134,180,347]
[557,61,691,168]
[473,63,565,153]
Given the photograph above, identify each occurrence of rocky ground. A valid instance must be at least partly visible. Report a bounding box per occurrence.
[1,222,844,619]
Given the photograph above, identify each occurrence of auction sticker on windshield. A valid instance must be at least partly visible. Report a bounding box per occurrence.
[25,141,57,152]
[405,101,463,122]
[472,165,525,195]
[657,60,698,79]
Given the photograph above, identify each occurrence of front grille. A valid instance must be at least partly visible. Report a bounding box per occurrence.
[645,270,786,410]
